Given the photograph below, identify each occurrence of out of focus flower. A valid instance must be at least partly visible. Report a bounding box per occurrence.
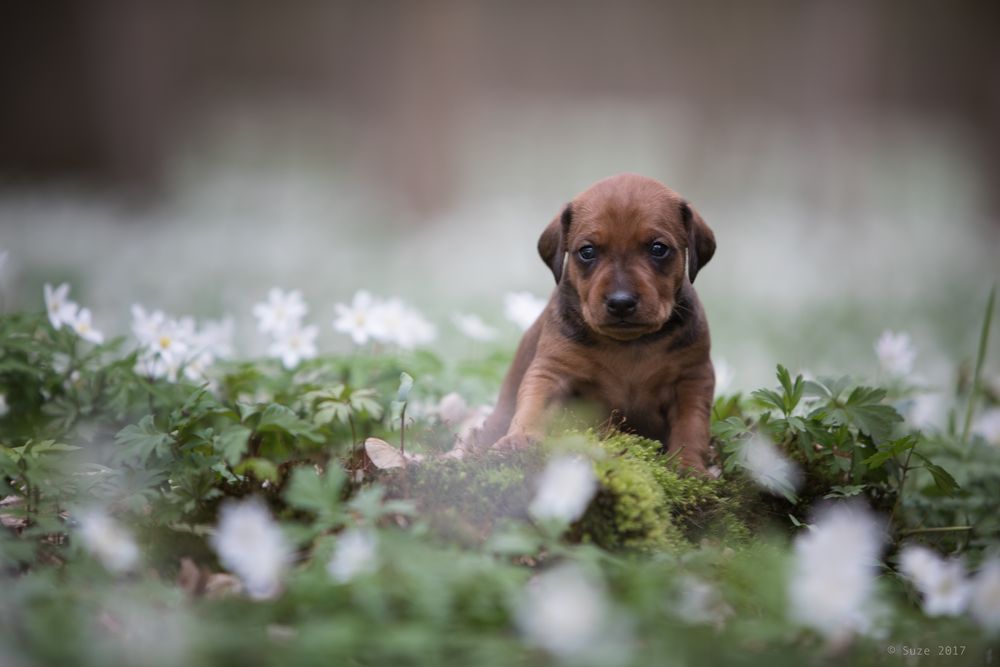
[0,393,8,418]
[332,290,383,345]
[734,435,800,499]
[327,529,378,583]
[68,307,104,344]
[714,358,734,395]
[898,545,971,617]
[972,408,1000,446]
[788,503,883,641]
[875,330,916,377]
[529,455,598,524]
[503,291,546,331]
[970,558,1000,633]
[268,324,318,369]
[253,288,307,336]
[44,282,77,330]
[211,499,290,599]
[452,312,498,342]
[77,509,140,574]
[371,298,436,349]
[672,575,733,628]
[195,317,236,359]
[435,392,469,425]
[517,564,610,658]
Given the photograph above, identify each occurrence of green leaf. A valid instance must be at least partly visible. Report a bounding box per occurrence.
[257,404,324,443]
[912,454,960,495]
[862,435,917,469]
[350,389,384,420]
[396,372,414,402]
[285,465,347,523]
[214,424,252,466]
[114,416,173,464]
[234,457,279,482]
[314,401,352,426]
[823,386,902,443]
[824,484,867,499]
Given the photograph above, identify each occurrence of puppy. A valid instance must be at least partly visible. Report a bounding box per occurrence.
[475,173,717,474]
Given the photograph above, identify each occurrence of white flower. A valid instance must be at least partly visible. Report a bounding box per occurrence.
[211,499,290,599]
[517,564,609,658]
[253,288,307,336]
[714,358,734,395]
[970,558,1000,633]
[77,509,140,573]
[875,330,916,377]
[452,313,498,342]
[672,575,732,628]
[529,455,598,524]
[0,393,8,418]
[68,307,104,344]
[131,305,167,346]
[898,545,971,617]
[503,291,546,331]
[972,408,1000,446]
[734,435,800,499]
[332,290,384,345]
[44,283,78,330]
[327,529,378,583]
[370,298,436,349]
[268,324,318,369]
[788,503,883,640]
[195,317,235,359]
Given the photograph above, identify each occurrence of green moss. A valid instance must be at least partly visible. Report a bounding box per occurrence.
[381,431,753,552]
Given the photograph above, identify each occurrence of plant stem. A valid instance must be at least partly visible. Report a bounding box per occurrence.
[900,525,972,536]
[961,284,995,445]
[399,403,407,457]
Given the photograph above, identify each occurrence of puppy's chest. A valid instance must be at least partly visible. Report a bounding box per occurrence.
[575,351,680,416]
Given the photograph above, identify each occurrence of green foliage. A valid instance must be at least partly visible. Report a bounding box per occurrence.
[2,308,999,666]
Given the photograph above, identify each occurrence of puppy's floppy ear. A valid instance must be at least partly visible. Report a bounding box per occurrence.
[680,201,716,283]
[538,203,572,284]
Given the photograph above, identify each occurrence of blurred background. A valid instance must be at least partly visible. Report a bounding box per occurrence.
[1,0,998,391]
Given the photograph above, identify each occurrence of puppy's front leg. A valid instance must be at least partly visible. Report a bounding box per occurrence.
[493,367,566,451]
[666,368,714,474]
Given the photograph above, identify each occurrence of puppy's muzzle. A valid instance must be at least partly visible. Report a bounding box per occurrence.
[605,291,639,318]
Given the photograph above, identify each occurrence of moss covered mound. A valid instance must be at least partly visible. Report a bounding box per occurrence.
[381,432,756,552]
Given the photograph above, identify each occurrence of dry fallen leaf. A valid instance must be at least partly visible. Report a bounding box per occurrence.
[364,437,424,469]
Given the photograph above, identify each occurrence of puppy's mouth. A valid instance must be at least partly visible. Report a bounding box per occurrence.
[594,319,661,341]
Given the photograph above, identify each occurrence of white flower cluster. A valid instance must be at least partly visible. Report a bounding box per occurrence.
[899,545,1000,630]
[529,455,599,524]
[875,330,916,377]
[252,288,318,369]
[788,503,883,642]
[76,508,140,573]
[332,290,436,349]
[44,283,104,344]
[132,305,234,383]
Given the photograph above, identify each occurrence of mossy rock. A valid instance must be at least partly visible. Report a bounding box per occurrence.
[380,431,754,552]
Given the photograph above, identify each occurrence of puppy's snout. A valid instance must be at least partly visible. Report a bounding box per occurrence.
[605,291,638,318]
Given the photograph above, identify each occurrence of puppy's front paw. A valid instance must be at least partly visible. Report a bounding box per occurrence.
[492,432,538,452]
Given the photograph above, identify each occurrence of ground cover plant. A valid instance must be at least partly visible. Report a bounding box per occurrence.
[1,283,999,666]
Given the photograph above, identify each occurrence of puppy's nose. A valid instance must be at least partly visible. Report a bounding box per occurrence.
[605,291,638,318]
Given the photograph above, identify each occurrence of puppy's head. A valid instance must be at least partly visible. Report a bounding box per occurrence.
[538,173,715,341]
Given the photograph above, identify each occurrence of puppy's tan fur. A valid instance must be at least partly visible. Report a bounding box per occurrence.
[475,173,717,473]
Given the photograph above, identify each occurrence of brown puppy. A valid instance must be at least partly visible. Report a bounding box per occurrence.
[475,173,717,473]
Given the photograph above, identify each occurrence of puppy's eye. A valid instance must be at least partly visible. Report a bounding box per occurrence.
[578,245,597,261]
[650,242,670,258]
